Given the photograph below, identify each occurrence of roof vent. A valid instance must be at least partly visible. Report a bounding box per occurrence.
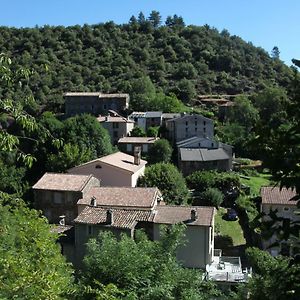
[191,209,198,221]
[59,215,66,226]
[106,210,113,225]
[91,196,97,207]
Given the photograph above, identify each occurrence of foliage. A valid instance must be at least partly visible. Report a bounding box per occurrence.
[146,126,159,137]
[186,170,240,195]
[138,163,190,204]
[0,15,294,112]
[240,247,300,300]
[200,187,223,208]
[147,139,172,164]
[0,197,74,299]
[63,114,113,158]
[130,126,146,137]
[81,226,222,299]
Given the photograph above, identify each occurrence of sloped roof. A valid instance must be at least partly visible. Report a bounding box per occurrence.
[74,206,155,229]
[162,113,181,119]
[64,92,129,99]
[97,116,134,123]
[78,187,160,208]
[69,152,147,174]
[129,112,146,118]
[180,148,229,162]
[145,111,162,118]
[32,173,93,192]
[261,187,297,206]
[118,137,159,144]
[154,205,215,226]
[177,136,216,148]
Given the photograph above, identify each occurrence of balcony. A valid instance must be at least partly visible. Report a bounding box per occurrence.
[205,249,252,284]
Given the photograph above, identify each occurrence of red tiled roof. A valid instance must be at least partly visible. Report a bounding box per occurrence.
[78,187,160,208]
[154,205,215,226]
[74,206,155,229]
[32,173,93,192]
[261,187,297,205]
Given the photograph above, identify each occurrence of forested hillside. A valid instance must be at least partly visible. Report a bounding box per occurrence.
[0,12,294,111]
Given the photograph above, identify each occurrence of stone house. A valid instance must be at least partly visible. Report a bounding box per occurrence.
[261,187,300,256]
[118,136,159,154]
[165,114,214,144]
[68,151,147,187]
[128,111,162,131]
[64,92,129,116]
[178,148,232,176]
[97,111,134,145]
[33,173,100,224]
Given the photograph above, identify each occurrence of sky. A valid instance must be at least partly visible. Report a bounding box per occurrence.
[1,0,299,66]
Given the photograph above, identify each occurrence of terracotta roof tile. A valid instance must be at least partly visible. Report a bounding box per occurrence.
[154,205,215,226]
[32,173,93,191]
[261,187,297,205]
[78,187,160,208]
[74,206,155,229]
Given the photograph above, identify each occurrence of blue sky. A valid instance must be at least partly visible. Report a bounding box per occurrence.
[1,0,299,65]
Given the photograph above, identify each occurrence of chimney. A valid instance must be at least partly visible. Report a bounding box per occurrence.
[90,196,97,207]
[191,209,198,221]
[133,146,141,165]
[106,210,113,225]
[59,215,66,226]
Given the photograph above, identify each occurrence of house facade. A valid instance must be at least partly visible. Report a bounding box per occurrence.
[64,92,129,116]
[118,136,159,154]
[128,111,162,131]
[33,173,100,224]
[165,114,214,144]
[97,112,134,145]
[261,187,300,256]
[68,151,147,187]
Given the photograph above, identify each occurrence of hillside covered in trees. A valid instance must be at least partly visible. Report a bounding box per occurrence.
[0,11,294,112]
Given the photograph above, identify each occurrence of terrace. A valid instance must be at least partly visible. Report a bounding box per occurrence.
[205,249,252,284]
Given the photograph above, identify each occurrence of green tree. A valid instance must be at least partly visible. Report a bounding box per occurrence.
[146,126,159,137]
[0,198,74,299]
[147,139,172,164]
[148,10,161,28]
[138,163,190,204]
[63,114,113,158]
[130,126,146,137]
[235,247,300,300]
[82,226,221,299]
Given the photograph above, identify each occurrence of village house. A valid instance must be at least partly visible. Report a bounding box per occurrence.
[118,136,159,154]
[32,173,100,224]
[178,148,232,176]
[68,151,147,187]
[165,114,214,144]
[97,110,134,145]
[64,92,129,116]
[161,113,181,126]
[260,187,300,256]
[128,111,163,131]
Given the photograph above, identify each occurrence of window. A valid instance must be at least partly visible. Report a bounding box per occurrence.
[203,121,206,125]
[185,121,188,126]
[113,122,119,129]
[87,225,93,235]
[53,192,63,204]
[185,127,188,132]
[103,104,107,109]
[195,127,197,132]
[95,164,102,169]
[203,127,206,132]
[195,121,197,126]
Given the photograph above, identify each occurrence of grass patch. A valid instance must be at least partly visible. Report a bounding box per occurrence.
[215,207,246,246]
[240,173,272,196]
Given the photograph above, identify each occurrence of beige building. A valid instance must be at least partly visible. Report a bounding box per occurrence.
[261,187,300,256]
[64,92,129,116]
[68,151,147,187]
[97,112,134,145]
[32,173,100,224]
[118,136,159,154]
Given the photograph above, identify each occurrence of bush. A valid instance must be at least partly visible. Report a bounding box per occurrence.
[147,139,172,164]
[201,188,223,208]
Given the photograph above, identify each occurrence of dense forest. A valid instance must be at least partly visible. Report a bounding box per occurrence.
[0,11,295,112]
